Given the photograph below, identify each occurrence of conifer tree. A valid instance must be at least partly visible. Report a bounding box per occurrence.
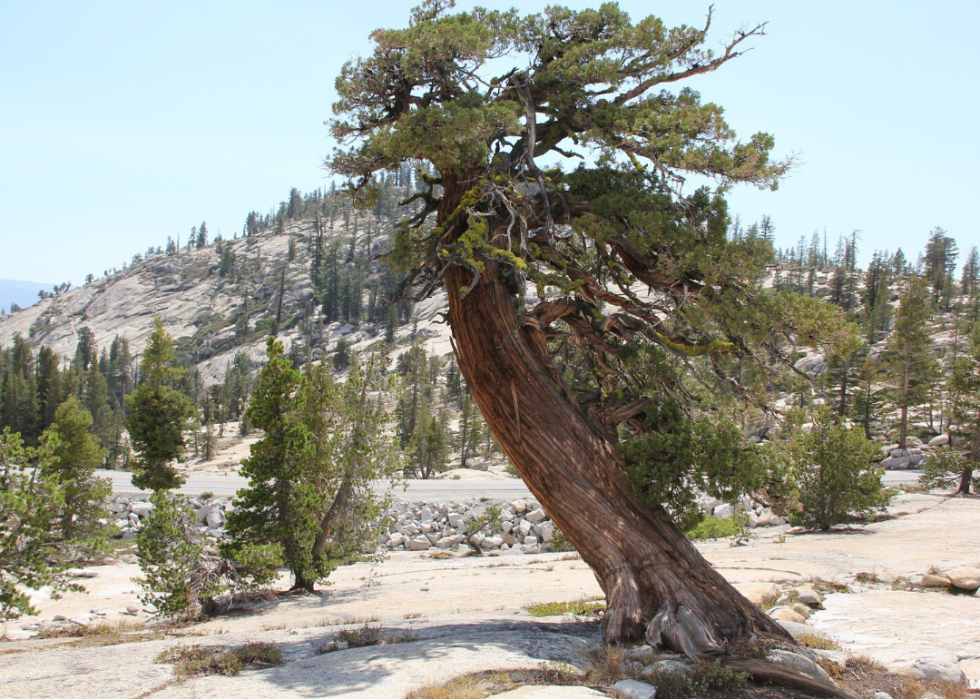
[327,1,852,653]
[36,346,63,432]
[225,337,319,590]
[0,429,77,620]
[923,227,958,307]
[885,278,938,450]
[0,337,40,443]
[40,396,110,552]
[789,409,886,530]
[125,316,196,490]
[928,322,980,494]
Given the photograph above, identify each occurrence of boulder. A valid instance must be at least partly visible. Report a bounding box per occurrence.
[406,537,431,551]
[436,534,464,549]
[625,645,657,663]
[713,503,735,519]
[928,434,950,447]
[643,659,693,679]
[796,588,823,606]
[733,582,778,605]
[947,567,980,591]
[491,686,608,698]
[917,574,951,588]
[388,532,405,548]
[205,508,224,528]
[612,679,657,699]
[512,499,527,513]
[777,620,814,638]
[769,607,807,624]
[525,508,547,523]
[768,649,831,681]
[907,658,967,684]
[791,603,812,619]
[129,501,154,516]
[538,521,554,543]
[448,513,464,529]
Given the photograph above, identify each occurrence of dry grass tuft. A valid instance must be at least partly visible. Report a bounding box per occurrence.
[848,654,887,672]
[524,597,605,618]
[929,680,970,699]
[583,644,629,684]
[156,642,282,678]
[798,632,842,651]
[35,620,162,647]
[405,676,490,699]
[894,677,927,699]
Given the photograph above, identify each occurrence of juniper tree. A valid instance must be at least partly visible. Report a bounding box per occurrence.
[327,0,851,655]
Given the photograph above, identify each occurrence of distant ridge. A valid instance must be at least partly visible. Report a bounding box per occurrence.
[0,278,52,314]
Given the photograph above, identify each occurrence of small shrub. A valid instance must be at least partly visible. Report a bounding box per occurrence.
[137,491,280,619]
[685,516,741,541]
[790,409,888,530]
[198,491,214,500]
[336,624,384,647]
[687,661,750,693]
[524,598,605,617]
[548,527,576,553]
[156,642,282,678]
[799,632,842,651]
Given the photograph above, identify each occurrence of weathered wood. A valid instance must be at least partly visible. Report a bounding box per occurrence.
[444,259,792,654]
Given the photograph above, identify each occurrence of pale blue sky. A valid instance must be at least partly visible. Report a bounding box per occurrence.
[1,1,977,285]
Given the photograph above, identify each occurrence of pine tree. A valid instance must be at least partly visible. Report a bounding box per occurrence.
[0,429,77,620]
[961,246,979,307]
[789,409,886,530]
[937,322,980,493]
[36,346,63,432]
[923,227,958,308]
[0,336,40,443]
[196,222,208,248]
[225,337,319,590]
[125,316,196,491]
[885,278,938,450]
[40,396,110,553]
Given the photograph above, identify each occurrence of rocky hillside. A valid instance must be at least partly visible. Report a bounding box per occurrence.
[0,211,451,384]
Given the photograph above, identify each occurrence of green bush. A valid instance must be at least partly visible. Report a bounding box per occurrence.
[136,492,281,618]
[685,516,741,541]
[790,409,887,530]
[622,400,764,530]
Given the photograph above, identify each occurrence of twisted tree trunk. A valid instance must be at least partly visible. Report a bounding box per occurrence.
[444,260,792,655]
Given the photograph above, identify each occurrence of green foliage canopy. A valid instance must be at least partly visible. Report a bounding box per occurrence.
[125,316,196,491]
